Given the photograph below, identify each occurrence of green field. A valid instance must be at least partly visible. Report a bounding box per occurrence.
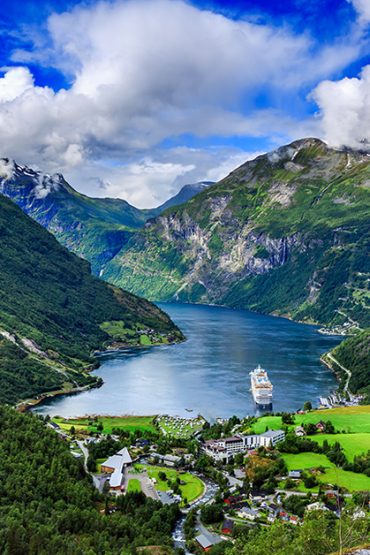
[282,452,335,471]
[52,415,156,434]
[281,453,370,492]
[127,479,142,493]
[313,433,370,461]
[250,405,370,434]
[135,464,205,504]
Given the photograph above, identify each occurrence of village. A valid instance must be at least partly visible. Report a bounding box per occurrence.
[48,406,370,554]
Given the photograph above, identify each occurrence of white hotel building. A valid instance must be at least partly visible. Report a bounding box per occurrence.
[202,430,285,461]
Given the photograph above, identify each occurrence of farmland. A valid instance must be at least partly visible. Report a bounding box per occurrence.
[52,415,156,434]
[281,452,370,492]
[250,405,370,434]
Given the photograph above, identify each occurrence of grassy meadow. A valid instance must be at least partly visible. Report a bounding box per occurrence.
[52,415,156,434]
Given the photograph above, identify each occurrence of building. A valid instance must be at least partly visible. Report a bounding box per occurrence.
[238,507,260,521]
[221,519,234,535]
[202,431,284,461]
[101,448,132,492]
[195,535,214,551]
[151,453,181,467]
[295,426,305,437]
[259,429,285,447]
[288,470,302,479]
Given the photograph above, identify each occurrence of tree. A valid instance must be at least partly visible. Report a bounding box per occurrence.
[303,401,312,411]
[200,504,224,524]
[281,413,295,425]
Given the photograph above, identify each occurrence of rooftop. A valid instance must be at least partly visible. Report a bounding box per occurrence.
[196,534,213,549]
[260,429,285,438]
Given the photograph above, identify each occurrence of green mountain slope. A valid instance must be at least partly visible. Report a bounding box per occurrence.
[0,194,182,405]
[0,159,149,273]
[103,138,370,330]
[322,330,370,403]
[0,160,211,275]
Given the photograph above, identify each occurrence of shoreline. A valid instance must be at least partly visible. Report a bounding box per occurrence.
[16,336,185,413]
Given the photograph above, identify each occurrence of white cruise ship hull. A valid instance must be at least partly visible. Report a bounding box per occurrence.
[252,391,273,406]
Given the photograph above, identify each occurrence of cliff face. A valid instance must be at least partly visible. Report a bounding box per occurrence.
[103,138,370,329]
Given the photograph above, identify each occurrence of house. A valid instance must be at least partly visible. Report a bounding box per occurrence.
[221,519,234,535]
[289,515,299,525]
[238,507,260,521]
[288,470,302,479]
[101,448,132,492]
[306,502,329,512]
[267,514,276,523]
[295,426,305,437]
[279,510,289,521]
[136,439,150,447]
[195,534,213,551]
[151,453,181,467]
[316,421,326,432]
[259,429,285,448]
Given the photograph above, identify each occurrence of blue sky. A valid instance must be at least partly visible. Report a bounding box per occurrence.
[0,0,369,206]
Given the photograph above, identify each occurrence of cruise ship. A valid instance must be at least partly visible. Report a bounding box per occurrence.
[250,364,273,406]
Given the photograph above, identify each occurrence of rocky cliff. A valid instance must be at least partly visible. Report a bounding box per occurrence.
[103,138,370,329]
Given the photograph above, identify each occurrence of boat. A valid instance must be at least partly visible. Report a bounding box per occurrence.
[250,364,273,406]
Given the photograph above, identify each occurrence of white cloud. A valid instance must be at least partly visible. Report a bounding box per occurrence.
[0,67,34,103]
[0,0,363,204]
[349,0,370,23]
[311,64,370,148]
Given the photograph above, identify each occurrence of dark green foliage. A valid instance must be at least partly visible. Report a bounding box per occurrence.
[0,405,179,554]
[283,495,310,517]
[0,194,181,404]
[0,338,95,405]
[229,511,369,555]
[327,330,370,401]
[200,503,224,524]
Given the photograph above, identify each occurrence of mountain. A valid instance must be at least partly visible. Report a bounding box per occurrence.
[148,181,214,216]
[322,330,370,403]
[0,160,212,275]
[102,138,370,330]
[0,193,182,405]
[0,159,149,274]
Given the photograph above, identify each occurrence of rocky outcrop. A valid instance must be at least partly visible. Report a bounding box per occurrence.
[103,138,370,328]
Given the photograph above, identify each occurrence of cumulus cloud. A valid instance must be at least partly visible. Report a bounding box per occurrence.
[0,67,34,103]
[0,0,363,204]
[349,0,370,23]
[312,64,370,148]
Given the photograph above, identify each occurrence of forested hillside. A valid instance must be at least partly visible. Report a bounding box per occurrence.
[0,405,179,554]
[104,138,370,331]
[0,194,182,404]
[323,330,370,403]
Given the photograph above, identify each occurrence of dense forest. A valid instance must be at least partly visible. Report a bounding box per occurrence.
[0,194,182,404]
[0,405,179,554]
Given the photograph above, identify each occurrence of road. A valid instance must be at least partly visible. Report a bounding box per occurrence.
[326,353,352,394]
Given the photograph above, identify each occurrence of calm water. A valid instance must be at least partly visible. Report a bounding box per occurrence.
[33,303,342,420]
